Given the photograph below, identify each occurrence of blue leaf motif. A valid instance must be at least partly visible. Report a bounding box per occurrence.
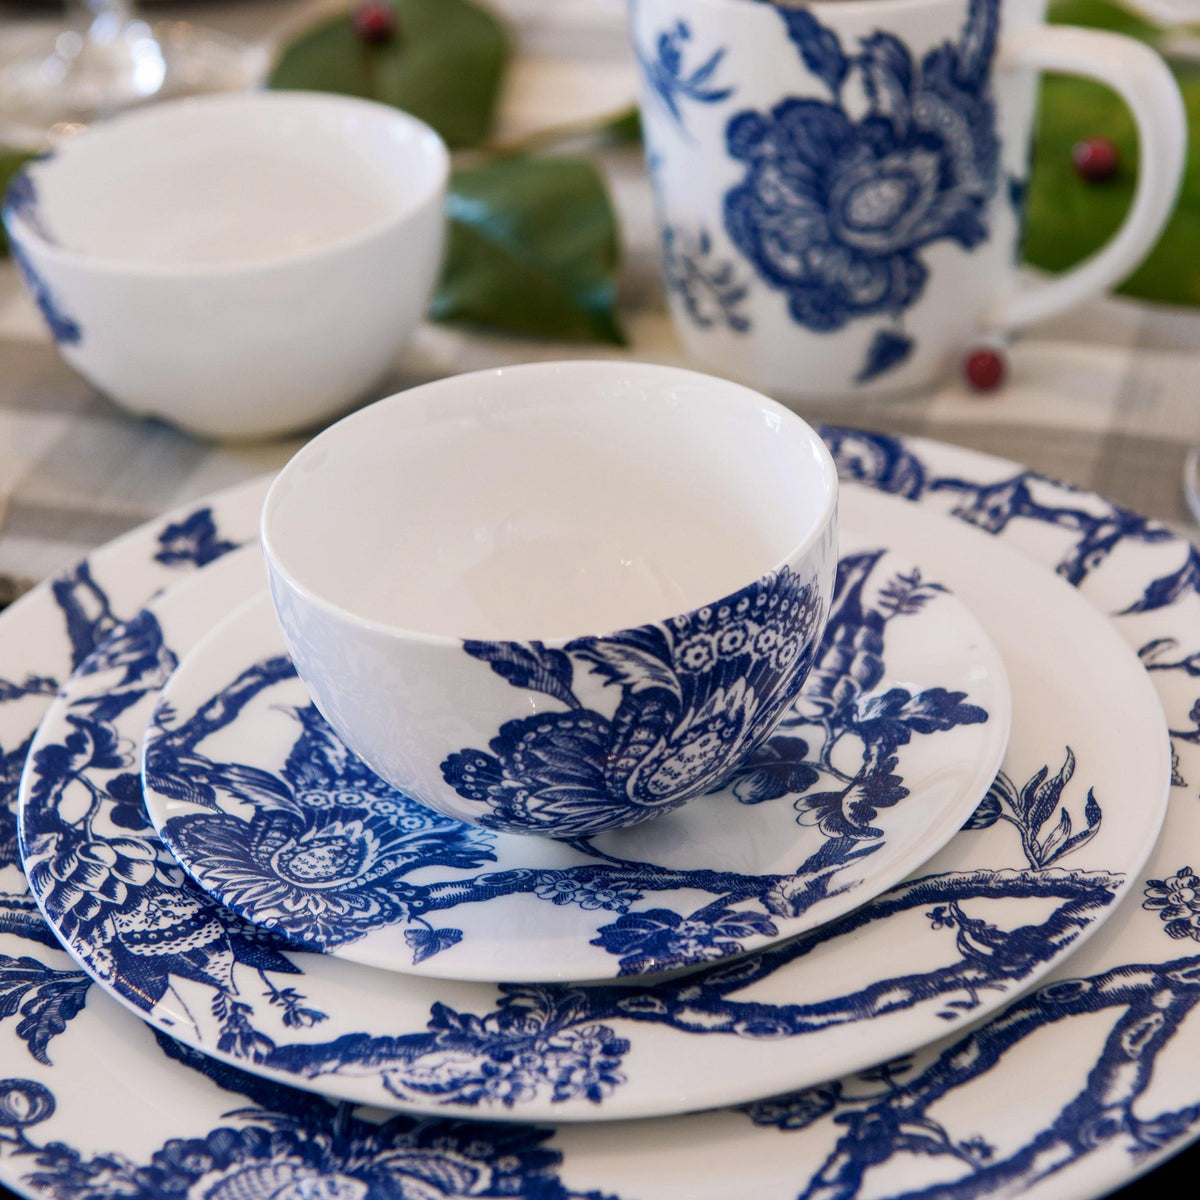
[569,634,681,700]
[637,20,735,131]
[662,223,753,333]
[858,33,914,136]
[463,641,579,709]
[776,7,848,94]
[961,789,1001,830]
[1025,747,1074,836]
[854,687,989,747]
[154,508,239,569]
[0,956,91,1066]
[405,926,464,965]
[729,736,821,804]
[856,330,915,384]
[955,0,1001,87]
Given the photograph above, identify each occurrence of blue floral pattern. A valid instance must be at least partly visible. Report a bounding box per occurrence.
[3,163,81,346]
[21,500,1137,1124]
[4,426,1200,1198]
[144,549,992,978]
[10,1069,585,1200]
[443,566,826,836]
[153,508,238,569]
[1143,866,1200,941]
[722,0,999,375]
[636,18,734,132]
[149,698,494,953]
[9,243,81,346]
[661,223,752,332]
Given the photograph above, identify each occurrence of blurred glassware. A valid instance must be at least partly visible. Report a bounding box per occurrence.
[1183,446,1200,526]
[0,0,266,148]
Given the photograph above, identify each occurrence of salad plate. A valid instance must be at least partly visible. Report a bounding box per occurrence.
[139,536,1009,984]
[15,478,1167,1124]
[0,432,1194,1198]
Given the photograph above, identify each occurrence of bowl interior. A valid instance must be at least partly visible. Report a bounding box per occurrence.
[18,93,446,269]
[263,362,836,642]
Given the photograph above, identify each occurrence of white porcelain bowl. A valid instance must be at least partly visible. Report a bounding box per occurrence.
[1,91,448,440]
[262,360,839,838]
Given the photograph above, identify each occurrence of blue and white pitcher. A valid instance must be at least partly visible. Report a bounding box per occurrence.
[630,0,1186,396]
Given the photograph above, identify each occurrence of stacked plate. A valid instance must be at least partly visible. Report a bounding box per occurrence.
[1,422,1194,1200]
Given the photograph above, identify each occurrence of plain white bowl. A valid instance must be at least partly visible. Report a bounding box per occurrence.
[262,360,839,838]
[1,91,449,440]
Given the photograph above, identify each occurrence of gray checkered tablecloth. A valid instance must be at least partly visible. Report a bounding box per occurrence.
[4,0,1200,591]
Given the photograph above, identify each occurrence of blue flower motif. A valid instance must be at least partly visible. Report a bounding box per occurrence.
[532,873,643,913]
[443,566,824,836]
[400,996,630,1106]
[723,0,999,334]
[161,708,495,952]
[590,905,778,975]
[741,1082,842,1130]
[662,224,752,332]
[1143,866,1200,941]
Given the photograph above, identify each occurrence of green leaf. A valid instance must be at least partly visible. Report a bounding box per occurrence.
[0,149,35,255]
[433,156,626,344]
[1023,1,1200,305]
[268,0,509,149]
[1047,0,1163,41]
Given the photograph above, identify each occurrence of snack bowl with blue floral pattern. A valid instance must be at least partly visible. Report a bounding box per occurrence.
[262,360,839,838]
[0,91,448,440]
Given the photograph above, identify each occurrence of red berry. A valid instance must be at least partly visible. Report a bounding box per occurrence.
[1072,136,1120,183]
[964,346,1006,392]
[353,1,395,43]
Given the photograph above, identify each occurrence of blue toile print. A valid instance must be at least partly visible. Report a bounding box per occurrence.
[636,18,734,132]
[856,329,914,383]
[662,224,752,332]
[1143,866,1200,940]
[724,0,1000,336]
[1,162,56,244]
[9,424,1200,1193]
[10,243,81,346]
[442,565,826,837]
[153,507,240,569]
[144,548,993,978]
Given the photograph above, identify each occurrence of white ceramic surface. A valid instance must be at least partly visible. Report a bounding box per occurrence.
[0,91,448,439]
[0,434,1197,1198]
[630,0,1186,397]
[262,361,840,836]
[17,482,1167,1123]
[139,535,1010,984]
